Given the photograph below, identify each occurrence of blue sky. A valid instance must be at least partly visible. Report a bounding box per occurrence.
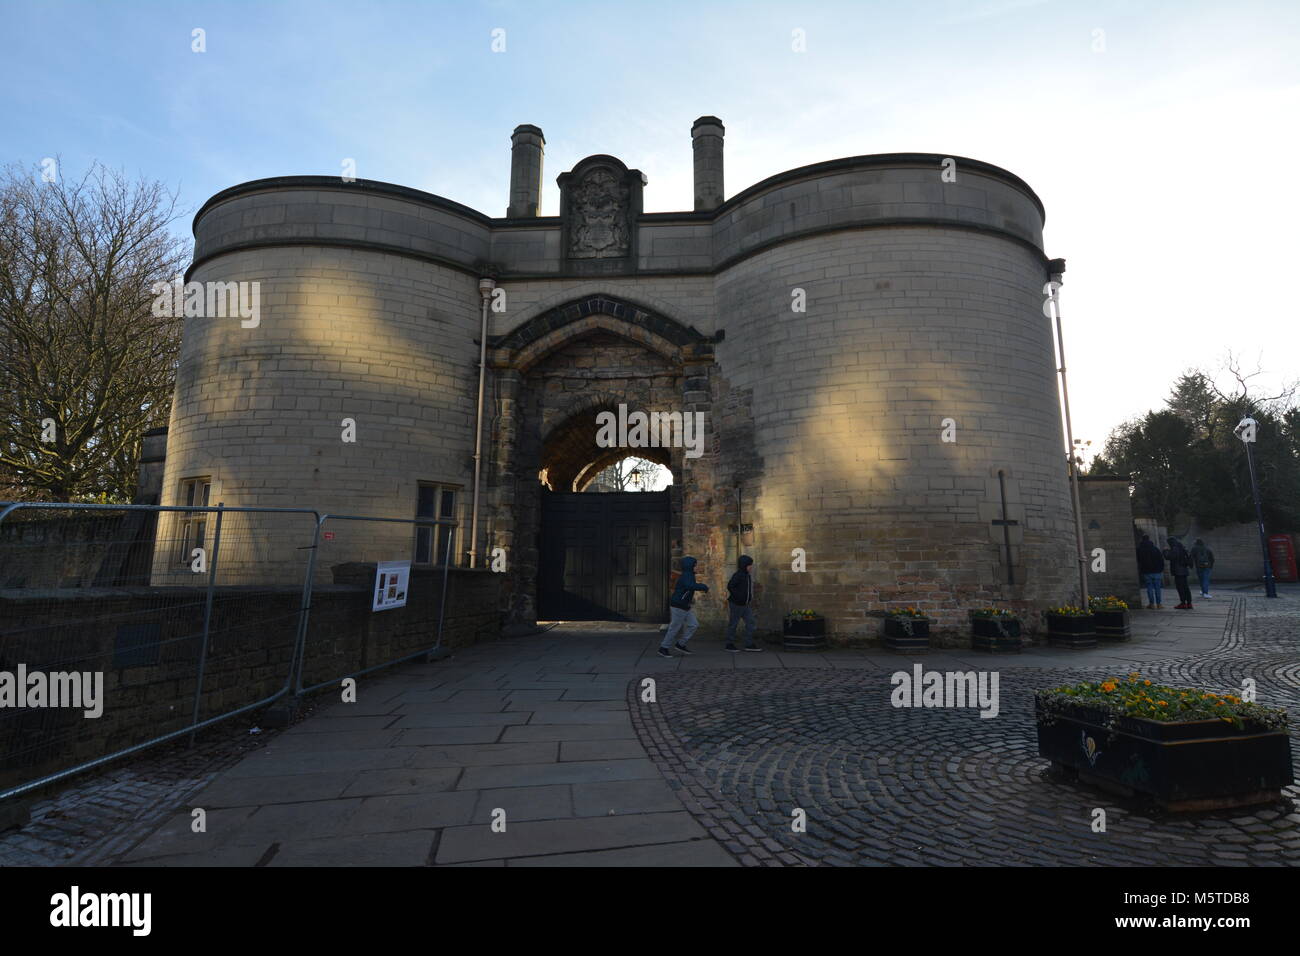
[4,0,1298,452]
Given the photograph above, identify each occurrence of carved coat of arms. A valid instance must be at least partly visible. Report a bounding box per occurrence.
[569,167,630,259]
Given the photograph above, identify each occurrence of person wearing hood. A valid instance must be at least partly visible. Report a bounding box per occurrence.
[660,556,709,658]
[1190,538,1215,599]
[724,555,762,652]
[1163,535,1194,610]
[1136,533,1165,609]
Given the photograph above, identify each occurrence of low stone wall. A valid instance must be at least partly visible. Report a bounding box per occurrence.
[0,565,502,794]
[0,511,158,589]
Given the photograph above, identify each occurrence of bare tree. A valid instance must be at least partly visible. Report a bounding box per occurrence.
[1209,350,1299,410]
[587,456,667,492]
[0,161,190,501]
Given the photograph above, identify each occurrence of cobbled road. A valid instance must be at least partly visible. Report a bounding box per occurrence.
[631,595,1300,866]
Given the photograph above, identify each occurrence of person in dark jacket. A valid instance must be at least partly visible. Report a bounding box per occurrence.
[724,555,762,652]
[1190,538,1215,599]
[1163,536,1194,609]
[1136,534,1165,609]
[660,556,709,657]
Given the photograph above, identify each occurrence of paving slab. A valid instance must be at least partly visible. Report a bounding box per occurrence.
[388,711,531,728]
[343,792,478,835]
[500,724,638,742]
[403,741,559,768]
[340,767,463,798]
[269,830,435,866]
[570,778,683,817]
[508,839,740,867]
[222,747,415,778]
[471,785,573,823]
[524,710,633,726]
[434,811,707,864]
[121,807,259,860]
[194,771,359,808]
[392,727,509,746]
[560,739,648,762]
[260,730,403,752]
[457,758,660,790]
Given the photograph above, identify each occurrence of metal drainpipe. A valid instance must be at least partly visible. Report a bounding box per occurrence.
[1048,260,1090,607]
[469,277,495,569]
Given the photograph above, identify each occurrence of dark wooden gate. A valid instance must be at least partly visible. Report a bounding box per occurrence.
[539,490,669,622]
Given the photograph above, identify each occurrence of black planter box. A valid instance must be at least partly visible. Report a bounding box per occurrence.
[783,618,826,651]
[1035,697,1294,811]
[1091,608,1131,640]
[884,616,929,652]
[1046,613,1096,648]
[971,617,1022,652]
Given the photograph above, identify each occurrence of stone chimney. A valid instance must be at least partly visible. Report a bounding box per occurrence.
[507,124,545,218]
[691,116,725,212]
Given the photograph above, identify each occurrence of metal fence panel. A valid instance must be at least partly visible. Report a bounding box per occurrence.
[295,514,455,695]
[0,502,317,801]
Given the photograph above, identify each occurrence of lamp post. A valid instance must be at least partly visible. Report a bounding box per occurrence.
[628,466,643,491]
[1046,258,1090,608]
[1234,416,1278,598]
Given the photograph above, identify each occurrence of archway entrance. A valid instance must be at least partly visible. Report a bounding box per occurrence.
[485,293,717,628]
[537,408,676,623]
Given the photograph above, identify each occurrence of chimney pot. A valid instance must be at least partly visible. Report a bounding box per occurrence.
[691,116,725,212]
[508,124,545,218]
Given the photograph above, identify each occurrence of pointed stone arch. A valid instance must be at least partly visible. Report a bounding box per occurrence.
[540,391,678,492]
[489,293,715,374]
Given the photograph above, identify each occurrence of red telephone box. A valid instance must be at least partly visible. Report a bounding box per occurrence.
[1268,534,1297,582]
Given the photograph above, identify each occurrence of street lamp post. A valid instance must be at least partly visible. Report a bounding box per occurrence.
[1234,417,1278,598]
[1046,258,1090,609]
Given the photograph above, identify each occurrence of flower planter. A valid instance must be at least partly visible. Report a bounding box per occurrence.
[1091,608,1131,640]
[1046,613,1096,648]
[883,616,929,652]
[783,617,826,651]
[1035,697,1294,811]
[971,617,1022,653]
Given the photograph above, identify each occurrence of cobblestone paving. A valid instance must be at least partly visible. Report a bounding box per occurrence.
[631,594,1300,866]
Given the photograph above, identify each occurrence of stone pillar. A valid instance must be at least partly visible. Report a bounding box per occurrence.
[489,365,533,629]
[691,116,725,212]
[679,343,723,621]
[507,124,545,218]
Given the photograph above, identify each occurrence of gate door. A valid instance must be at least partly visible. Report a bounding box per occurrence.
[539,490,669,622]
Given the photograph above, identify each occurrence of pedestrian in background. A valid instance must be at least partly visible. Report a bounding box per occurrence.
[1136,533,1165,609]
[1190,538,1215,599]
[1164,535,1195,610]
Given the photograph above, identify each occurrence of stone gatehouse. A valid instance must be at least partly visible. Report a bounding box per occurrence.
[160,116,1083,641]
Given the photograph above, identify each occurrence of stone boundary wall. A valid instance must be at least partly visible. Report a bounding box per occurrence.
[0,567,501,793]
[1079,477,1141,606]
